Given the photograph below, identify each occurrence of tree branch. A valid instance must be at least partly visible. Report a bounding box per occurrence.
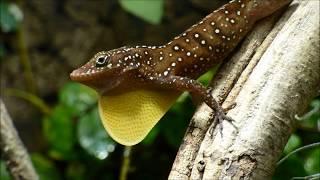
[169,0,319,179]
[0,99,39,180]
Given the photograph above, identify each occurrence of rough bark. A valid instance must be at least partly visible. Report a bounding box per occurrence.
[169,0,320,179]
[0,99,39,180]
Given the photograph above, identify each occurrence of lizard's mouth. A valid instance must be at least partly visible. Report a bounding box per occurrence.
[70,65,122,95]
[70,67,105,82]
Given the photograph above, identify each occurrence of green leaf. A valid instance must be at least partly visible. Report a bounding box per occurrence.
[31,154,61,180]
[197,64,221,86]
[77,107,116,160]
[283,134,302,154]
[299,99,320,128]
[176,92,189,104]
[304,149,320,175]
[119,0,164,24]
[0,161,11,180]
[160,99,194,148]
[273,154,306,180]
[0,2,23,32]
[142,125,160,145]
[197,70,214,86]
[43,105,75,160]
[59,82,98,116]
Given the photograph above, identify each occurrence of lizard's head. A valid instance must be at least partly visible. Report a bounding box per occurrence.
[70,47,141,94]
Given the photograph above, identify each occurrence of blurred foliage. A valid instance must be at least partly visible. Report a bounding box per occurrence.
[273,98,320,180]
[0,1,23,59]
[297,99,320,129]
[31,154,61,180]
[31,83,120,179]
[119,0,164,25]
[0,161,11,180]
[77,108,116,160]
[0,1,23,33]
[33,82,195,179]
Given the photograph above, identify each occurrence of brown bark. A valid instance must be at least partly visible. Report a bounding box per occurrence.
[0,99,39,180]
[169,0,320,179]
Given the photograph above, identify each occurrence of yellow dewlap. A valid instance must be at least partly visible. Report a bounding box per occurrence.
[98,89,180,146]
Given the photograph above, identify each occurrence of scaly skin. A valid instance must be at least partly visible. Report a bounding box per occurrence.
[70,0,292,122]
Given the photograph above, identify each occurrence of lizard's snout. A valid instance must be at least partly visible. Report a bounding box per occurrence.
[70,69,82,81]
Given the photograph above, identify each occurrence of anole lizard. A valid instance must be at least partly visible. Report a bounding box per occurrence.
[70,0,292,145]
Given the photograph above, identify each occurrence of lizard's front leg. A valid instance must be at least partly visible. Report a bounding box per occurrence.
[145,75,234,130]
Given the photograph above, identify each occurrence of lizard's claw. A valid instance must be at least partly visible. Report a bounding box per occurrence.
[210,108,237,138]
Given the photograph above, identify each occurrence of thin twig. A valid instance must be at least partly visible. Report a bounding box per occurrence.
[291,173,320,180]
[5,88,51,115]
[15,0,36,94]
[277,142,320,166]
[0,98,39,180]
[119,146,132,180]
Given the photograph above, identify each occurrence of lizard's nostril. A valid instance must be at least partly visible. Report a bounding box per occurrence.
[70,69,85,80]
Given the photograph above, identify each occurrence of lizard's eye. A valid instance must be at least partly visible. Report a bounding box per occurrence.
[96,56,108,67]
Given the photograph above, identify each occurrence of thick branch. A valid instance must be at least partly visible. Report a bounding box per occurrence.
[170,0,319,179]
[0,99,39,180]
[169,6,289,180]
